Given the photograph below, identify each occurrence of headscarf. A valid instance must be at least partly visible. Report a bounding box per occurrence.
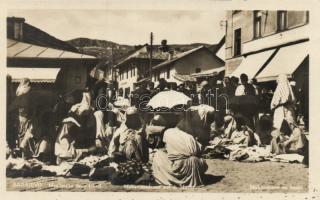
[70,92,92,116]
[176,104,215,144]
[271,74,296,110]
[125,107,141,129]
[16,78,31,96]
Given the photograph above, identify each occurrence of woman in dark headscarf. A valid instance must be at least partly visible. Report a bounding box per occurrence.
[108,107,149,162]
[15,79,53,161]
[55,92,97,163]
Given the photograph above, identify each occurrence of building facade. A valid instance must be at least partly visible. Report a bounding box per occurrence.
[225,10,309,85]
[152,46,225,85]
[114,45,166,97]
[7,17,99,95]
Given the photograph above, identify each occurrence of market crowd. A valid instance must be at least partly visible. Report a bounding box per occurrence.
[6,72,309,187]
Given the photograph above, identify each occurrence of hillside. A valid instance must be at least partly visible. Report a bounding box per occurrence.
[67,37,212,60]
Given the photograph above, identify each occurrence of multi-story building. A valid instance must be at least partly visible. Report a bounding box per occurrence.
[225,10,309,89]
[113,45,168,97]
[152,46,225,86]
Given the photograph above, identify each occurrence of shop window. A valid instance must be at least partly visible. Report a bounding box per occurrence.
[254,11,262,38]
[234,28,241,56]
[277,11,287,31]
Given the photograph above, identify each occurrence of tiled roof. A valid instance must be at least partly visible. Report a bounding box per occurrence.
[114,45,171,68]
[152,46,204,70]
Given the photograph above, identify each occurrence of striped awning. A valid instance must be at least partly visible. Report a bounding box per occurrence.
[7,67,60,83]
[255,41,309,82]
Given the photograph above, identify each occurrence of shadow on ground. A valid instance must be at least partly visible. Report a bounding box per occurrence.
[203,174,224,185]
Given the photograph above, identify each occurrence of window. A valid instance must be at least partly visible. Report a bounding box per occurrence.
[254,11,262,38]
[155,71,160,81]
[126,68,129,79]
[125,87,130,98]
[166,67,170,79]
[277,11,287,31]
[118,88,123,97]
[234,28,241,56]
[195,68,201,73]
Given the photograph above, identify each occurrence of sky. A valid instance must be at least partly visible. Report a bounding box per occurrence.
[8,9,226,45]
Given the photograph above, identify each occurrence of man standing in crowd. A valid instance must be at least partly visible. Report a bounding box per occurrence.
[234,73,257,129]
[198,80,211,105]
[235,74,256,96]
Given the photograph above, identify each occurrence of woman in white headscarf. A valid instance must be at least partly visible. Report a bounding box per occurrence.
[176,104,215,145]
[271,74,296,129]
[16,78,31,96]
[152,127,208,187]
[152,105,213,187]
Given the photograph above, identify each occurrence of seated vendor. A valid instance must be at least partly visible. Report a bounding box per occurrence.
[255,114,277,145]
[152,127,208,187]
[108,107,149,162]
[270,121,308,158]
[55,92,97,163]
[230,114,261,147]
[145,115,168,149]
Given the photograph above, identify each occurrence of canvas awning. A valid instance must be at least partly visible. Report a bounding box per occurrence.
[191,66,225,78]
[255,41,309,82]
[7,67,60,83]
[230,49,276,79]
[135,77,151,84]
[172,74,196,82]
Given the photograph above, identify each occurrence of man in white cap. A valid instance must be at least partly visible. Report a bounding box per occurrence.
[198,80,211,105]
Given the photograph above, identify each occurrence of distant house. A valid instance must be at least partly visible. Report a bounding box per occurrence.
[7,17,99,95]
[152,46,225,85]
[113,45,169,97]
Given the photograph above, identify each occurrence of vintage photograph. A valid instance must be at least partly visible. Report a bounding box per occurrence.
[6,9,309,192]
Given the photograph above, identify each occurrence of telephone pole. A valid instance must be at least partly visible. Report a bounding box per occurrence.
[149,32,153,79]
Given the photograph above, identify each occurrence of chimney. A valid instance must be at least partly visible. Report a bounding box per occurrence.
[168,50,174,60]
[7,17,25,40]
